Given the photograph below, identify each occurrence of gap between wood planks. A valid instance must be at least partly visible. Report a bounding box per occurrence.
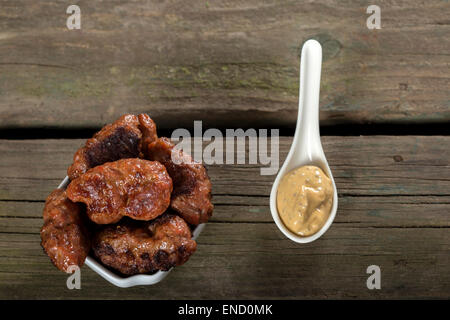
[0,123,449,139]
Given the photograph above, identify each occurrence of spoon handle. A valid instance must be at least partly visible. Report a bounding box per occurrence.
[295,39,324,162]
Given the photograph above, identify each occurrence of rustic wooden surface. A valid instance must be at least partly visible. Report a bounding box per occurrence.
[0,0,449,300]
[0,0,449,129]
[0,137,449,299]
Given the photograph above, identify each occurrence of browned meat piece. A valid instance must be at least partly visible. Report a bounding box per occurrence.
[40,189,90,273]
[66,158,172,224]
[67,114,158,180]
[138,113,158,156]
[145,137,213,225]
[92,214,197,275]
[67,114,142,180]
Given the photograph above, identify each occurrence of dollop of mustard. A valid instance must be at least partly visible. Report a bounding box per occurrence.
[276,165,333,237]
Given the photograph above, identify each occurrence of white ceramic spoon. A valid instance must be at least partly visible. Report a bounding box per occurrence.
[269,39,338,243]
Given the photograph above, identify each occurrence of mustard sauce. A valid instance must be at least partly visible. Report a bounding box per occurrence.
[276,165,333,237]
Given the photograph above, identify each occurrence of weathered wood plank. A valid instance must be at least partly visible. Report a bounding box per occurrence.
[0,0,449,129]
[1,195,449,231]
[0,136,448,201]
[0,225,448,299]
[0,135,448,298]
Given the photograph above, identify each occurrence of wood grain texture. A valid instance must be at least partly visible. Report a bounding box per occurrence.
[0,136,449,201]
[0,0,449,129]
[0,136,448,299]
[1,195,449,230]
[0,226,449,299]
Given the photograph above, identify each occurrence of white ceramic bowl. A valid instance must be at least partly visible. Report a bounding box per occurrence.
[57,176,205,288]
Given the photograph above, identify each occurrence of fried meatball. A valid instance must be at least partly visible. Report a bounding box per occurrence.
[138,113,158,156]
[92,214,197,275]
[66,158,173,224]
[145,137,213,225]
[40,189,90,273]
[68,113,158,180]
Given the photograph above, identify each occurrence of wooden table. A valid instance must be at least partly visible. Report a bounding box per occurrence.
[0,1,448,299]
